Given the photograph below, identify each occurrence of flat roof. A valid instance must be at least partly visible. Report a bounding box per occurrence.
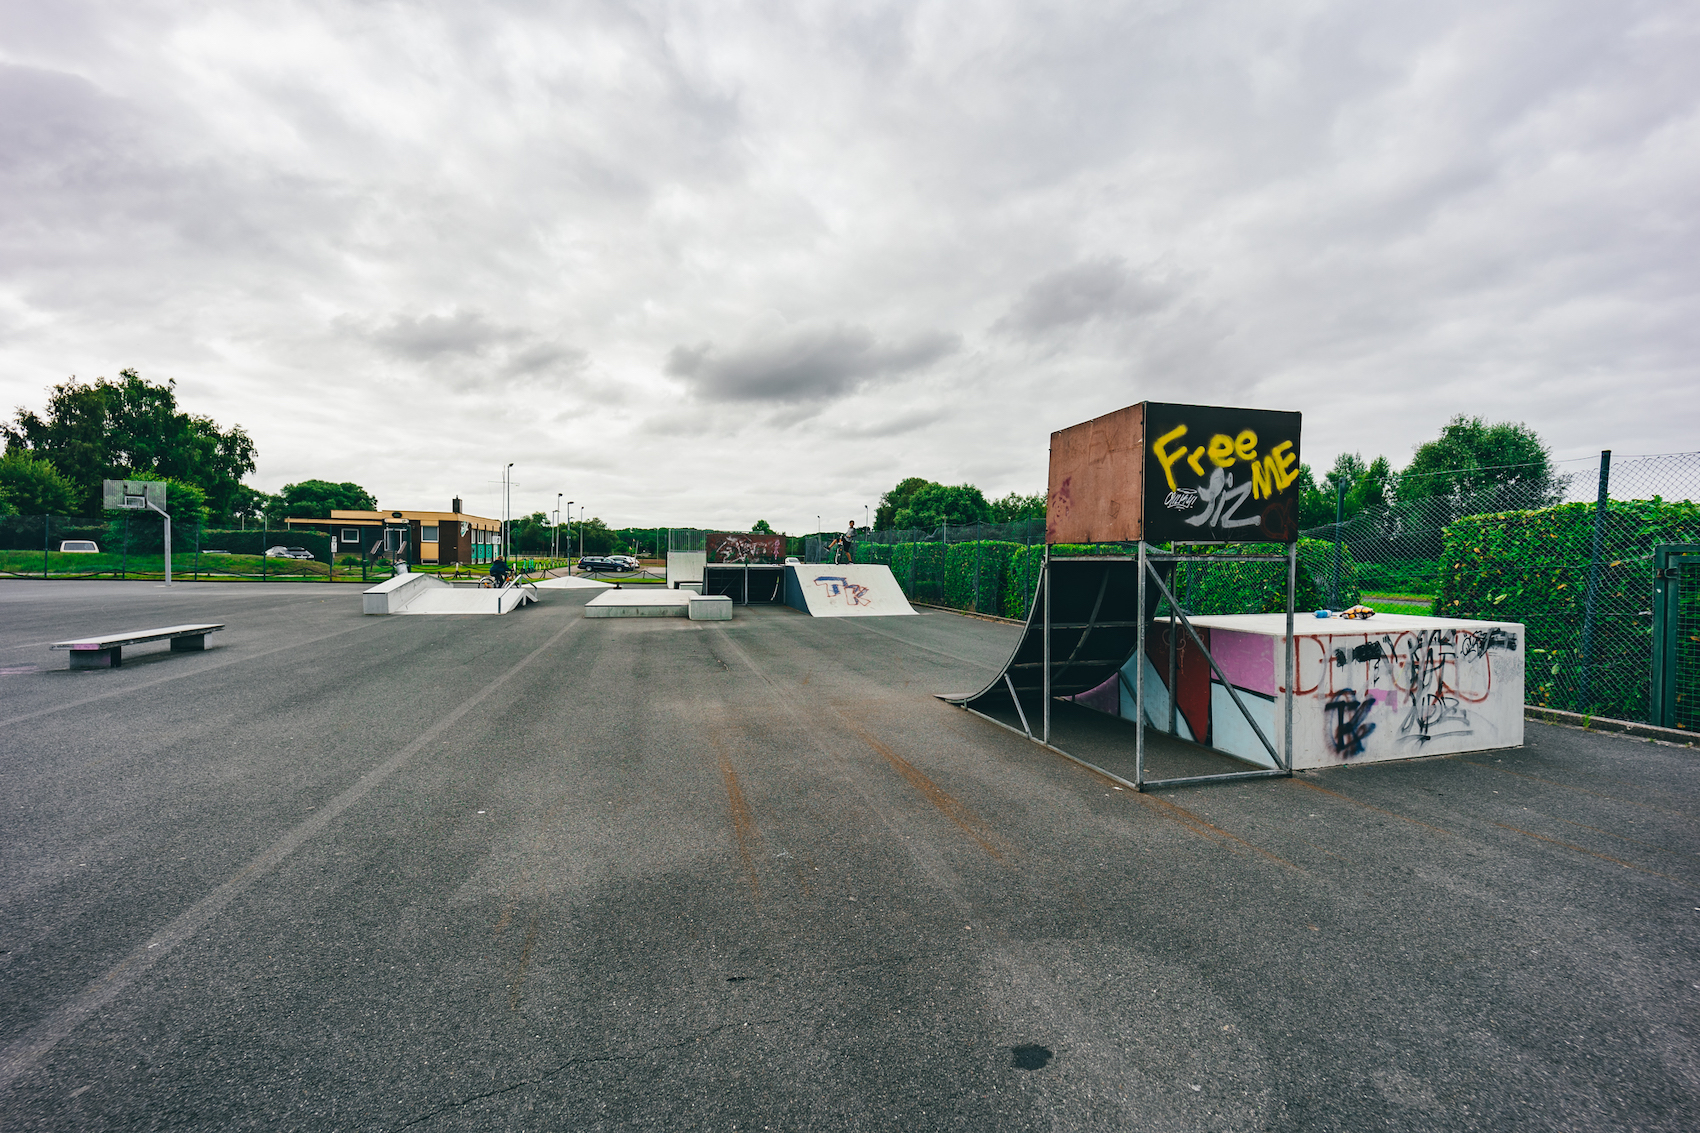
[285,510,500,526]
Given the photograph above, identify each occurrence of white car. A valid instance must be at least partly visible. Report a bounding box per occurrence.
[265,545,315,559]
[59,540,100,553]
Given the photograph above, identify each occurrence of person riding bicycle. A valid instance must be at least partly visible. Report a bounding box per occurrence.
[829,521,857,565]
[489,555,510,587]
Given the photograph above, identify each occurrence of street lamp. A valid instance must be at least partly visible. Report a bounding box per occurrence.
[555,492,563,559]
[579,505,585,562]
[503,463,514,555]
[564,500,574,564]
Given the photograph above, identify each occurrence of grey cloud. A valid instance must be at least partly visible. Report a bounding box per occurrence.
[994,258,1174,339]
[665,324,960,404]
[344,310,588,391]
[367,310,519,360]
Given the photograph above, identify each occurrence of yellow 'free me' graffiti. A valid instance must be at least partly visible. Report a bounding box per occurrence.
[1152,424,1300,501]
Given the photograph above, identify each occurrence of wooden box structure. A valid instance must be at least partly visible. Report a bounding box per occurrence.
[1047,402,1304,545]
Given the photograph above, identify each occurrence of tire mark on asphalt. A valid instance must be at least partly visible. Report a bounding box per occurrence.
[707,626,978,912]
[717,744,763,900]
[1491,822,1687,885]
[0,615,585,1095]
[837,715,1007,863]
[1288,777,1457,838]
[1454,759,1695,820]
[1557,818,1700,858]
[1132,792,1302,871]
[509,916,541,1011]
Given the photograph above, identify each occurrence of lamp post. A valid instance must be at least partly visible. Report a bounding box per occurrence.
[555,492,563,559]
[579,505,585,562]
[503,463,514,557]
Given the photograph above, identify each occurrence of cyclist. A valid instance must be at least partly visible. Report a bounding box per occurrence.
[830,521,857,565]
[488,555,510,587]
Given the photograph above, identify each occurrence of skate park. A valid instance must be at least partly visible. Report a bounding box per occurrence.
[3,408,1697,1131]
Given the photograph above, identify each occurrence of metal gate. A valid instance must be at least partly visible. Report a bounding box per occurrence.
[1651,544,1700,731]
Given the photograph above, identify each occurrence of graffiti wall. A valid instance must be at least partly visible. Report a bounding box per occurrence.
[1075,614,1525,768]
[1046,401,1303,544]
[1141,402,1303,544]
[705,532,787,563]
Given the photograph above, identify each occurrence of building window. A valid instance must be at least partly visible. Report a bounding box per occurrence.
[341,528,361,543]
[422,525,439,543]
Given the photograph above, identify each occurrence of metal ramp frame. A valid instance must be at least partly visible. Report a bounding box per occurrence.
[941,542,1297,791]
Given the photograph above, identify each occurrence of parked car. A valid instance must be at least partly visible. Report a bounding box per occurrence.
[265,546,315,559]
[610,555,641,570]
[577,556,625,573]
[58,540,100,553]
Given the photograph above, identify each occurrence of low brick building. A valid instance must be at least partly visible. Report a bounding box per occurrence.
[285,498,502,566]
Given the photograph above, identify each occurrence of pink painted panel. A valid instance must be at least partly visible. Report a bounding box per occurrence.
[1209,628,1277,696]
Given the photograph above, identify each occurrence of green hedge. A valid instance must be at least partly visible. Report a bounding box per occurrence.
[1437,499,1700,720]
[1352,558,1442,595]
[858,538,1347,621]
[1171,539,1354,615]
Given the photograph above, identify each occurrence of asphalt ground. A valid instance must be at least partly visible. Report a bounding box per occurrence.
[1,580,1697,1131]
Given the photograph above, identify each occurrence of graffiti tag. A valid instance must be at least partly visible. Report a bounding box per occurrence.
[1324,689,1377,757]
[814,576,871,606]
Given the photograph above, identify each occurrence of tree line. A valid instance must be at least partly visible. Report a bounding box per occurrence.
[865,416,1563,533]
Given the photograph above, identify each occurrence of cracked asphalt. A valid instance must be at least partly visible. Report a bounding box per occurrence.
[1,579,1698,1131]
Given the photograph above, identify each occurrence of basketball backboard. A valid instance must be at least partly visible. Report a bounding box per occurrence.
[103,479,168,512]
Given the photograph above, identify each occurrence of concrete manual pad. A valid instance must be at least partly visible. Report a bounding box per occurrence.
[784,563,917,617]
[585,589,693,618]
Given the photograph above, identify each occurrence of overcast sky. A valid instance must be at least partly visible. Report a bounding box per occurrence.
[2,0,1695,531]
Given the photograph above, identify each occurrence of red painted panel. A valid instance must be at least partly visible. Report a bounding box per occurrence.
[1147,623,1212,743]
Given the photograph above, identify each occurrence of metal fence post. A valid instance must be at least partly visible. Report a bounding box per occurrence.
[120,514,128,580]
[1578,450,1611,711]
[43,515,50,579]
[1331,481,1344,607]
[194,517,202,581]
[261,518,268,582]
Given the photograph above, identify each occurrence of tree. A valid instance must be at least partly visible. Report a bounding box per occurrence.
[1398,416,1564,507]
[875,477,935,529]
[509,511,553,554]
[568,517,615,556]
[271,480,378,519]
[6,370,258,521]
[989,491,1045,522]
[1296,464,1332,529]
[0,450,82,515]
[893,482,992,529]
[751,519,774,534]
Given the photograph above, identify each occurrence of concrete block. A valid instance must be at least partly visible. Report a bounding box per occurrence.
[689,595,733,621]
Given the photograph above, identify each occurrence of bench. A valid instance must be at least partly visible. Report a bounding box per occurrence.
[51,624,225,669]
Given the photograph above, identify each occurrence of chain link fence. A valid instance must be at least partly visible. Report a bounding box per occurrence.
[848,451,1700,727]
[0,513,387,582]
[1302,451,1700,725]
